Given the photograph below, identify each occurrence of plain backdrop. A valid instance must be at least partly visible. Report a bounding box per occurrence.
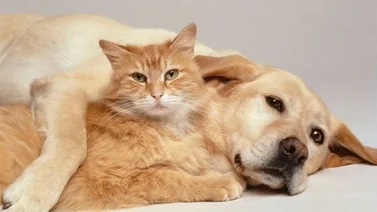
[1,0,376,146]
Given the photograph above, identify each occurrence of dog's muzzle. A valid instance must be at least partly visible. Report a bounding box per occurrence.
[273,137,308,169]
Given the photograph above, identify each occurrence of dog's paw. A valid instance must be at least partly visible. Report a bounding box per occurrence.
[2,163,62,212]
[1,195,50,212]
[209,174,244,201]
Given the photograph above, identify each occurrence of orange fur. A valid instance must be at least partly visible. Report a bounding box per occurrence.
[1,45,376,211]
[99,23,206,127]
[0,87,242,211]
[0,104,41,199]
[51,102,231,210]
[0,25,244,211]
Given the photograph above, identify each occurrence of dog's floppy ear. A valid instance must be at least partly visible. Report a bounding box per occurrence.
[194,54,265,92]
[322,123,377,168]
[195,54,259,82]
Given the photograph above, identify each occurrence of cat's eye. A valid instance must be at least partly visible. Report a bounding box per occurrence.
[265,96,284,113]
[132,72,147,83]
[165,69,179,80]
[311,128,324,145]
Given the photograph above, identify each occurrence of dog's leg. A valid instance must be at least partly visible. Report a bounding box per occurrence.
[2,57,112,212]
[1,84,88,212]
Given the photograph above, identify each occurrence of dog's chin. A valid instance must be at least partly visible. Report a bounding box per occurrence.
[285,171,307,195]
[244,169,307,195]
[233,154,307,195]
[243,168,285,190]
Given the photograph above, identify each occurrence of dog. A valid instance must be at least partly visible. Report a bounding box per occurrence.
[0,14,376,212]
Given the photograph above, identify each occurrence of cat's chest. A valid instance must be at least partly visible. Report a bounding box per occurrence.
[85,117,209,172]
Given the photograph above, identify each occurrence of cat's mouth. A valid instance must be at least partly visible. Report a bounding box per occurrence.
[147,103,172,116]
[151,102,170,111]
[153,103,167,109]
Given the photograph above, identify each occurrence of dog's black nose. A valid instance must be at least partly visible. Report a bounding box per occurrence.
[278,137,308,166]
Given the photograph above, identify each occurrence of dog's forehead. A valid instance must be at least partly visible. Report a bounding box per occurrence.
[239,69,329,120]
[262,70,307,90]
[262,70,321,100]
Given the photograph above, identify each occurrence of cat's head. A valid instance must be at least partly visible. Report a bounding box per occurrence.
[100,23,206,118]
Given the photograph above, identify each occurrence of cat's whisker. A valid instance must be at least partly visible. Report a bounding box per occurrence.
[90,110,124,133]
[106,101,138,110]
[112,105,145,117]
[112,100,135,105]
[102,113,123,128]
[97,36,210,132]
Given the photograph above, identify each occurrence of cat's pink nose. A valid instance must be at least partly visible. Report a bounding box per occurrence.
[151,93,164,100]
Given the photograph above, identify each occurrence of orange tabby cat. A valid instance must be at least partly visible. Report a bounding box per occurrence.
[0,24,244,211]
[100,24,208,133]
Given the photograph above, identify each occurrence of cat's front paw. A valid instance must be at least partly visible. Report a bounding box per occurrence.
[209,174,245,201]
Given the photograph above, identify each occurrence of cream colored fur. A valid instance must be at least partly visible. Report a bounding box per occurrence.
[0,14,238,212]
[0,14,45,63]
[0,14,376,212]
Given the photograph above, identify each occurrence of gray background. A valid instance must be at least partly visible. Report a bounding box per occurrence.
[2,0,376,145]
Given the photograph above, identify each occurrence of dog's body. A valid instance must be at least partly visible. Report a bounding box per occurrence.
[0,14,44,63]
[0,14,220,105]
[0,14,376,212]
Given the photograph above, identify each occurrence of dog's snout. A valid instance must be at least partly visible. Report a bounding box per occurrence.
[279,137,308,166]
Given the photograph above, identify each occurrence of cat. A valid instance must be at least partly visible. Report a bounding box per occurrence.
[0,23,244,211]
[98,23,208,133]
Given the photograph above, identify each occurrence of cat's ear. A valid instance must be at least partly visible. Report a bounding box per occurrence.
[170,23,197,54]
[99,39,133,68]
[322,122,377,168]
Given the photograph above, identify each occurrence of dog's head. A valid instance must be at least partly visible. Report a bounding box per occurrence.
[195,54,377,195]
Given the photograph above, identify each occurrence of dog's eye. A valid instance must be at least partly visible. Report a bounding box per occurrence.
[265,96,284,112]
[311,128,324,144]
